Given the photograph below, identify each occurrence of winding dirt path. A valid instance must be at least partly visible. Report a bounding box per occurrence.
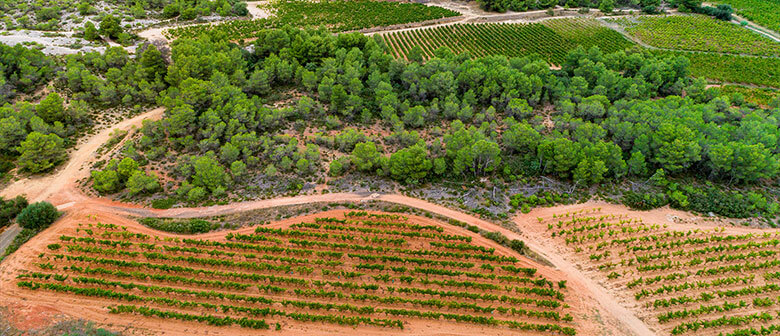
[0,107,165,203]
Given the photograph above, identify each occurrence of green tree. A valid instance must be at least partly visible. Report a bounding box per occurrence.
[230,160,248,181]
[538,137,580,178]
[232,1,249,16]
[191,155,230,194]
[503,119,541,154]
[351,141,380,172]
[17,132,67,173]
[506,98,533,119]
[599,0,615,13]
[36,92,65,123]
[403,106,426,128]
[138,44,166,81]
[116,157,139,181]
[0,196,28,226]
[627,150,648,177]
[84,21,100,41]
[16,202,60,230]
[573,159,608,185]
[408,46,425,63]
[389,142,432,184]
[708,141,777,183]
[126,171,160,195]
[0,116,28,153]
[92,170,121,193]
[452,139,501,177]
[651,123,701,173]
[99,15,122,40]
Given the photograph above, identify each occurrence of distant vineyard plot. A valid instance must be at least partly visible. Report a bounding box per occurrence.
[713,0,780,34]
[533,208,780,336]
[166,0,460,40]
[11,211,578,334]
[610,15,780,57]
[656,50,780,88]
[379,19,634,65]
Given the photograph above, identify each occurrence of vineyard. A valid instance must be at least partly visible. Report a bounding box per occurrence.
[7,210,578,335]
[610,15,780,57]
[531,207,780,335]
[379,19,634,65]
[165,0,460,40]
[656,51,780,88]
[713,0,780,34]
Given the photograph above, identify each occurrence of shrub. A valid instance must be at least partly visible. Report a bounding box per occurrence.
[16,202,60,230]
[0,196,28,227]
[622,191,668,210]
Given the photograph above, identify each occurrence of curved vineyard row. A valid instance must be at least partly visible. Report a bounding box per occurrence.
[533,208,780,335]
[12,211,577,334]
[379,19,634,65]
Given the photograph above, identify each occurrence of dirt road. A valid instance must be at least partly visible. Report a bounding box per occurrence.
[0,224,21,256]
[0,107,165,203]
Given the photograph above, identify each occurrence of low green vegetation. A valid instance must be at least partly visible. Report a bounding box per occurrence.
[0,0,248,32]
[138,217,224,234]
[381,19,634,65]
[612,14,780,57]
[1,44,169,177]
[166,0,460,40]
[1,200,61,260]
[0,44,55,105]
[510,192,574,213]
[17,201,60,230]
[0,196,28,230]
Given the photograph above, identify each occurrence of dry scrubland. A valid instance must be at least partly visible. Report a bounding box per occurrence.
[529,206,780,336]
[2,210,580,335]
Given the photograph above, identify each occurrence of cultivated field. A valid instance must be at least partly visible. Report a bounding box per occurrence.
[2,209,580,335]
[611,15,780,57]
[713,0,780,33]
[656,50,780,88]
[380,18,634,64]
[165,0,460,40]
[526,206,780,336]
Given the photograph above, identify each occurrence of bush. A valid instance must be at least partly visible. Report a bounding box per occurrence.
[151,197,177,209]
[509,239,525,253]
[139,218,220,234]
[162,4,180,18]
[16,202,60,230]
[0,196,28,227]
[622,191,668,210]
